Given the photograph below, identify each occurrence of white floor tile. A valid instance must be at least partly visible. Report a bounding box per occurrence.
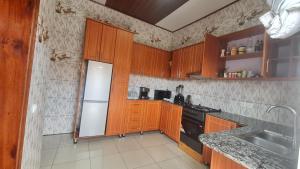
[42,135,61,150]
[89,141,119,157]
[40,149,57,166]
[180,155,208,169]
[158,157,192,169]
[115,137,142,153]
[53,146,90,164]
[165,143,186,156]
[121,149,154,169]
[40,166,52,169]
[145,145,177,162]
[52,159,90,169]
[135,163,161,169]
[60,134,75,145]
[91,154,127,169]
[135,133,170,147]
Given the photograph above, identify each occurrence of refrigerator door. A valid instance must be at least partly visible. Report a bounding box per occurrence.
[79,101,108,137]
[84,61,113,101]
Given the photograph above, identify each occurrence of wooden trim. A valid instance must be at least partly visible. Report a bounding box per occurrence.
[179,142,203,163]
[86,17,136,34]
[172,0,240,32]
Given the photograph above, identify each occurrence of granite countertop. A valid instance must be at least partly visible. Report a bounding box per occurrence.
[199,112,297,169]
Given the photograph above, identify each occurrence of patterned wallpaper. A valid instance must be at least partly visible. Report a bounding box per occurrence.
[172,0,269,49]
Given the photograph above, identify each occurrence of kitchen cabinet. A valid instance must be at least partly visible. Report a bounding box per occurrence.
[131,43,171,78]
[171,43,204,79]
[160,102,183,142]
[106,83,128,136]
[203,115,237,164]
[125,101,144,133]
[99,24,117,63]
[211,150,246,169]
[263,32,300,79]
[83,19,103,61]
[83,19,117,63]
[106,29,133,136]
[112,29,133,83]
[142,101,161,131]
[202,34,224,78]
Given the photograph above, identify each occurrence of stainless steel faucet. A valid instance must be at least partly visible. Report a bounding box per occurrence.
[266,105,298,149]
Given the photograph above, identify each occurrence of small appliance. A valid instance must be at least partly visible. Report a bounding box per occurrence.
[154,90,171,100]
[174,85,184,105]
[139,87,150,99]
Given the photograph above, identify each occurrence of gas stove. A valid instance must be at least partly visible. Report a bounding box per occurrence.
[180,104,221,154]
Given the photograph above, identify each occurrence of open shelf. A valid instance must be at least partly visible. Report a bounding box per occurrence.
[225,52,262,61]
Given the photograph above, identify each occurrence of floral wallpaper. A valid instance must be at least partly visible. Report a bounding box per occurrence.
[172,0,269,49]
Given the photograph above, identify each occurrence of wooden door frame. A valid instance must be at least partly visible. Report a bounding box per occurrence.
[0,0,40,169]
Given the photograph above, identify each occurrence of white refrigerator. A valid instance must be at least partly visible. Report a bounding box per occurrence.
[79,61,113,137]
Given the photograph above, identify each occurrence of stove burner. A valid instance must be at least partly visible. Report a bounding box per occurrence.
[184,104,221,113]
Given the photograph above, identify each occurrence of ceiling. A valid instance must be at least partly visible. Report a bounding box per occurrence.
[91,0,238,32]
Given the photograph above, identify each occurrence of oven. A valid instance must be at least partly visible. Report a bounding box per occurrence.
[180,105,220,154]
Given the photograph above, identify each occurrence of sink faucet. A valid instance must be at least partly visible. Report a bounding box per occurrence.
[266,105,298,149]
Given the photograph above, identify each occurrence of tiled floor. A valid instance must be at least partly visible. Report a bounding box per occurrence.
[40,132,208,169]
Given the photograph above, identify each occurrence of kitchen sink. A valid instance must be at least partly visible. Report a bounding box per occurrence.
[236,130,296,159]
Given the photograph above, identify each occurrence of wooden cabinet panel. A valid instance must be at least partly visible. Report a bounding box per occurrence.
[191,43,204,73]
[125,101,144,133]
[106,83,128,136]
[143,101,161,131]
[160,102,182,142]
[202,34,223,78]
[211,150,246,169]
[131,43,171,78]
[83,19,103,61]
[171,49,182,79]
[99,24,117,63]
[168,105,182,142]
[131,43,144,74]
[203,115,237,164]
[112,29,133,83]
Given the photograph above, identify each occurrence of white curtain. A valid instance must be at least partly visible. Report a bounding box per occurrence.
[260,0,300,39]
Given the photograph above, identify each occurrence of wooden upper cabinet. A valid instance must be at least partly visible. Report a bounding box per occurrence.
[131,43,171,78]
[99,24,117,63]
[203,115,237,164]
[83,19,103,61]
[171,49,182,79]
[171,43,204,79]
[143,101,161,131]
[112,29,133,83]
[202,34,224,78]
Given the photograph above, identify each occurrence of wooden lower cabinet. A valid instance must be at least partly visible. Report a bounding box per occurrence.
[203,115,237,164]
[106,83,128,136]
[160,102,182,142]
[143,101,161,131]
[211,150,246,169]
[125,101,144,133]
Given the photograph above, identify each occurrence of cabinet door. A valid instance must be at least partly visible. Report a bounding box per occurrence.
[144,46,156,76]
[160,50,171,78]
[83,19,102,61]
[112,29,133,83]
[202,34,223,78]
[125,101,144,133]
[160,102,170,133]
[191,43,204,73]
[171,49,182,79]
[203,115,237,164]
[168,105,182,142]
[99,24,117,63]
[131,43,144,74]
[106,83,128,136]
[143,101,161,131]
[211,150,246,169]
